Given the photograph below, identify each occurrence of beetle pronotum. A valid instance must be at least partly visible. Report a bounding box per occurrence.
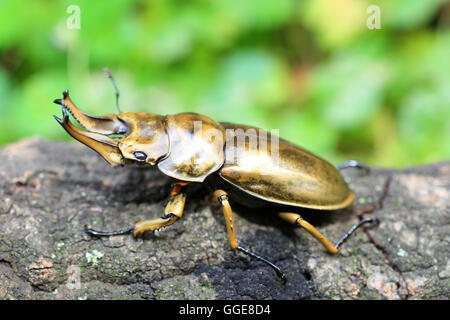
[54,70,377,282]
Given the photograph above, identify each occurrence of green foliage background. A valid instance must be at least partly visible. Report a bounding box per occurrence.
[0,0,449,168]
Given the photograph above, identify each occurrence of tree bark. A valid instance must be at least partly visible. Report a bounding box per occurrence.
[0,138,448,299]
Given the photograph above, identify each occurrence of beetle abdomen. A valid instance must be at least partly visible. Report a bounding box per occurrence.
[218,124,354,210]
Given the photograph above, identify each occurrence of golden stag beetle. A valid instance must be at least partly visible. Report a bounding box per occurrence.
[54,70,376,282]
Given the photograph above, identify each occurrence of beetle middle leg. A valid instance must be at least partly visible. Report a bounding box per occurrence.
[85,182,187,237]
[278,212,376,254]
[214,189,287,282]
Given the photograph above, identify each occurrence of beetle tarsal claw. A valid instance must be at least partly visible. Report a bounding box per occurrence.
[84,225,135,237]
[337,160,370,175]
[237,246,287,283]
[334,216,379,250]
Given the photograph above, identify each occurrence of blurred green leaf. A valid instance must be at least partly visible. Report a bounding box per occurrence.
[0,0,448,168]
[378,0,446,30]
[309,52,389,129]
[199,49,289,126]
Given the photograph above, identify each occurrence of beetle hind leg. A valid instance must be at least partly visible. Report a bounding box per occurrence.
[214,190,286,283]
[334,217,378,249]
[84,225,135,236]
[278,212,377,254]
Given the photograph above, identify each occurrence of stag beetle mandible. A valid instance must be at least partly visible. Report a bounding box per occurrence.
[53,69,376,282]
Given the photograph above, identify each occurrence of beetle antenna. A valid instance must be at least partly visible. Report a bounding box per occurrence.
[104,67,121,113]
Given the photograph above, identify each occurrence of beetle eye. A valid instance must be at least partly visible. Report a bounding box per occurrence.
[133,151,147,161]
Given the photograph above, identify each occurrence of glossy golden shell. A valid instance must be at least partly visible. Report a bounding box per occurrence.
[218,124,354,210]
[157,113,226,182]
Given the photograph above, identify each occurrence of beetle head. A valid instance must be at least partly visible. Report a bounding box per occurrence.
[53,89,169,166]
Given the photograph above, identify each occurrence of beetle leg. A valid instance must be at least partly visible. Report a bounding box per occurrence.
[278,212,376,253]
[132,183,187,237]
[84,225,135,236]
[84,183,187,237]
[278,212,339,254]
[214,190,287,283]
[334,217,378,249]
[336,160,370,174]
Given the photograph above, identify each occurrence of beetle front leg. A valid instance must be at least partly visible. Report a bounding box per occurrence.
[214,190,286,282]
[278,212,377,253]
[133,186,187,237]
[85,183,187,237]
